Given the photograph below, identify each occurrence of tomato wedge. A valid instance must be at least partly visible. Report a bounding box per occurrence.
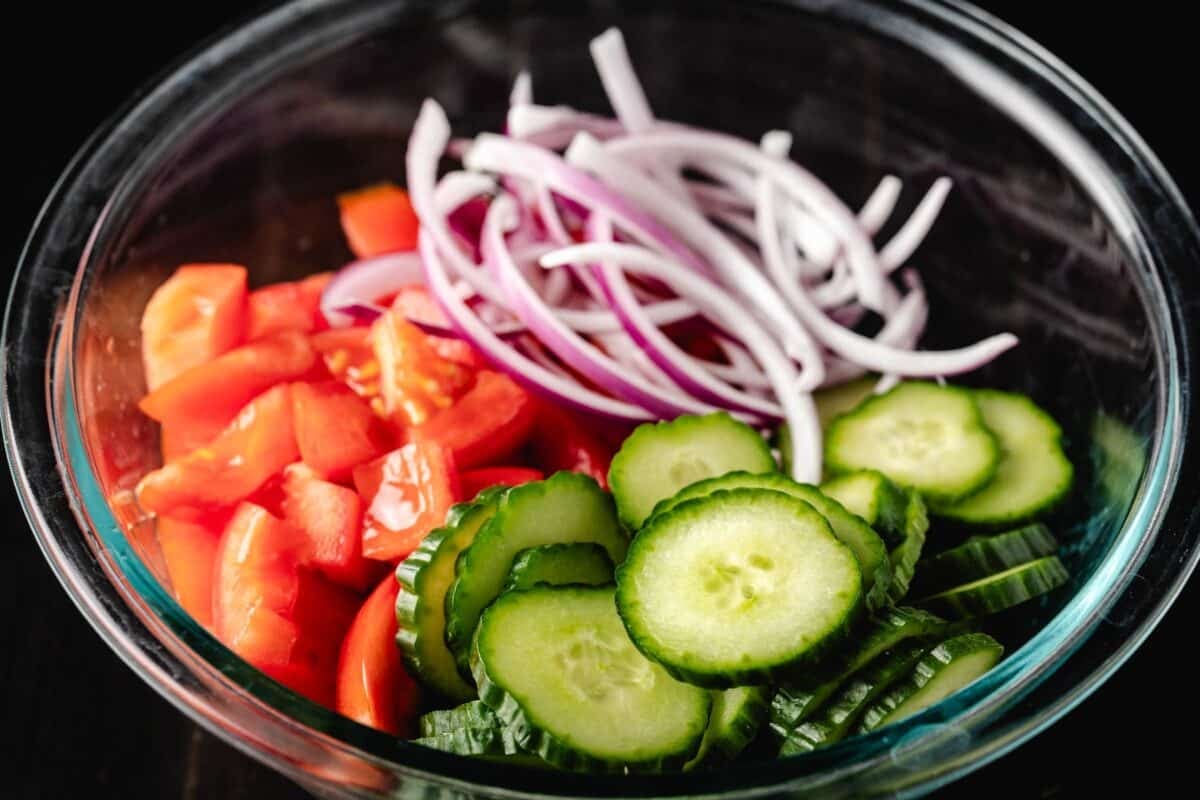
[352,441,459,562]
[390,287,486,368]
[136,384,299,514]
[335,574,421,736]
[418,371,537,469]
[292,381,395,482]
[459,466,544,500]
[157,511,229,630]
[282,464,381,592]
[139,330,316,433]
[337,183,419,258]
[140,264,248,392]
[214,502,358,707]
[247,273,332,340]
[528,403,614,488]
[372,311,475,427]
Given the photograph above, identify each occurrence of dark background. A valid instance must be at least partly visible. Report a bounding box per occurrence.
[2,3,1194,798]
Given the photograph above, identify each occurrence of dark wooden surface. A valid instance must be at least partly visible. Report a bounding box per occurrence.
[3,4,1196,798]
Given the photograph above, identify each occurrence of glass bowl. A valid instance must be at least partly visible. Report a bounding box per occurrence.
[5,0,1198,797]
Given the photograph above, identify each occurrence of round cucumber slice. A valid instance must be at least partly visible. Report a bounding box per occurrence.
[649,472,892,610]
[396,496,499,701]
[616,489,863,687]
[504,542,614,592]
[816,376,878,429]
[445,472,627,680]
[886,491,929,604]
[414,724,525,757]
[472,585,710,772]
[916,556,1070,619]
[820,469,910,548]
[933,390,1074,525]
[609,412,776,530]
[825,382,999,504]
[856,633,1004,732]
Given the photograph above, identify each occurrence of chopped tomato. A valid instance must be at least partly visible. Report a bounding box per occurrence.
[160,419,225,463]
[459,466,544,500]
[352,441,459,562]
[136,385,299,515]
[335,574,420,736]
[292,382,395,482]
[528,403,614,488]
[282,464,381,592]
[390,287,486,368]
[157,510,229,630]
[138,330,316,432]
[213,503,359,707]
[247,273,332,340]
[140,264,248,392]
[372,311,475,427]
[418,371,537,469]
[311,327,380,402]
[337,183,419,258]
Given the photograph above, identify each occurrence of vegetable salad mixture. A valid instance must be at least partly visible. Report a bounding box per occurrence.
[128,29,1074,772]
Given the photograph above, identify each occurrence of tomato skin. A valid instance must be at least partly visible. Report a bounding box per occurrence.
[141,264,248,392]
[418,371,537,469]
[337,184,419,258]
[247,273,332,340]
[213,503,359,707]
[458,466,544,500]
[138,330,316,433]
[136,385,300,514]
[335,574,420,736]
[352,441,459,562]
[527,403,615,488]
[157,511,229,630]
[281,464,382,592]
[291,381,395,482]
[160,419,224,463]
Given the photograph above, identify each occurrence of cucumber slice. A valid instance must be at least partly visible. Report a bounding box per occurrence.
[768,606,948,734]
[414,724,525,757]
[649,472,892,610]
[816,376,878,429]
[820,470,909,548]
[933,390,1074,525]
[886,491,928,604]
[779,638,932,754]
[473,585,711,772]
[504,542,614,592]
[825,382,999,504]
[912,523,1060,596]
[396,495,499,701]
[686,686,770,769]
[419,701,499,737]
[616,489,862,687]
[856,633,1004,733]
[445,472,627,680]
[917,556,1070,619]
[609,412,776,530]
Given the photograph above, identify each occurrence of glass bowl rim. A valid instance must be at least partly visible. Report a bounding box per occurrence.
[4,0,1197,796]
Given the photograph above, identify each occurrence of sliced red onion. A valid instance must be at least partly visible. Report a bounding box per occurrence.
[409,102,652,421]
[604,130,893,314]
[543,242,822,482]
[510,70,533,108]
[565,132,827,389]
[507,104,626,149]
[588,213,781,419]
[878,177,953,273]
[482,194,716,418]
[754,157,1017,376]
[320,252,425,328]
[859,175,904,234]
[465,133,713,278]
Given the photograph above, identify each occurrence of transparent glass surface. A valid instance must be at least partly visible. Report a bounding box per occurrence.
[4,1,1197,798]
